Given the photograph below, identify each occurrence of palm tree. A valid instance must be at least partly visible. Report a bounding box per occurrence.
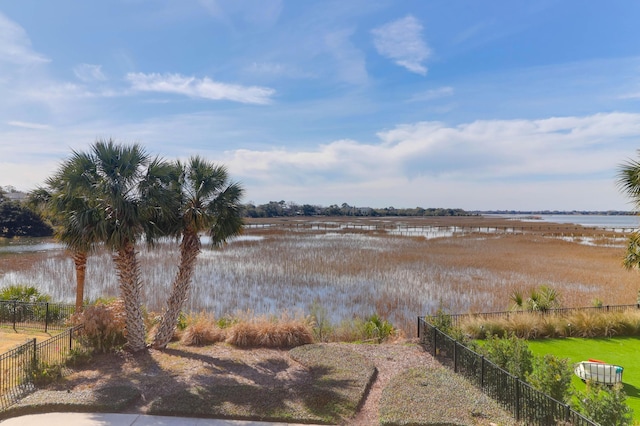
[55,140,179,352]
[152,156,243,349]
[618,155,640,272]
[27,184,96,313]
[510,285,560,312]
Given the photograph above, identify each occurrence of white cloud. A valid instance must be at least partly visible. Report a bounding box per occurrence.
[2,111,640,210]
[7,121,51,130]
[324,28,369,85]
[198,0,283,27]
[408,86,454,102]
[0,12,49,64]
[371,15,430,75]
[245,61,315,79]
[126,72,275,104]
[73,64,107,82]
[221,112,640,209]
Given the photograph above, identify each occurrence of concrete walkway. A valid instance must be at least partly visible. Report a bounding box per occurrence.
[0,413,318,425]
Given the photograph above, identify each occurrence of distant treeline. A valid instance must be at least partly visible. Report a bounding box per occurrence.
[242,201,472,218]
[478,210,635,216]
[0,187,53,238]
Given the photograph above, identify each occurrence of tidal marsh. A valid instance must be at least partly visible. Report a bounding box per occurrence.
[0,217,637,336]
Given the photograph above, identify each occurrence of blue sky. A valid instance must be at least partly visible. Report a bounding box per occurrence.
[2,1,640,211]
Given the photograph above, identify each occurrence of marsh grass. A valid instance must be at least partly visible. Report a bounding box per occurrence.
[460,310,640,339]
[1,217,637,337]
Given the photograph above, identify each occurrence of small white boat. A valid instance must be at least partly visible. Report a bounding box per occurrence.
[574,361,623,385]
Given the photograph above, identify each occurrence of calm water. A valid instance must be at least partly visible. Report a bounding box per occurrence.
[0,238,63,254]
[1,215,637,255]
[493,214,640,230]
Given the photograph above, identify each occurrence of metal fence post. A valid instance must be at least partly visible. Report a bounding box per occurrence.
[45,303,49,334]
[32,338,37,369]
[12,300,17,331]
[481,356,485,389]
[453,341,458,373]
[515,378,520,421]
[432,326,437,357]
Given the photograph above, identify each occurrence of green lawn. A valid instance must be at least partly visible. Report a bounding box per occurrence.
[527,337,640,418]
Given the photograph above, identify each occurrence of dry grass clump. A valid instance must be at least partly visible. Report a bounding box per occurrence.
[458,309,640,340]
[225,313,314,348]
[175,310,315,348]
[565,310,640,338]
[180,312,226,346]
[72,299,127,353]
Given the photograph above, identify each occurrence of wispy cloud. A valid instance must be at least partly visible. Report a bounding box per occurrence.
[197,0,283,27]
[73,64,107,82]
[0,12,49,64]
[7,121,51,130]
[245,61,316,79]
[371,15,430,75]
[408,86,454,102]
[126,72,275,104]
[324,28,368,85]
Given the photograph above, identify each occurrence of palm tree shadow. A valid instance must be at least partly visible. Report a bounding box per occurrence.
[154,347,360,423]
[52,345,369,423]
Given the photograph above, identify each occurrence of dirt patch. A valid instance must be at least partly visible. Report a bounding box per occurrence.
[3,341,517,425]
[0,329,53,353]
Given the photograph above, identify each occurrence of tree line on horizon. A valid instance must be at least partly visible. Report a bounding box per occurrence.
[243,201,471,218]
[2,186,473,236]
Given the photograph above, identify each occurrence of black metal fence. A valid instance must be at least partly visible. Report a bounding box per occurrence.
[0,301,75,333]
[0,325,85,411]
[418,317,598,426]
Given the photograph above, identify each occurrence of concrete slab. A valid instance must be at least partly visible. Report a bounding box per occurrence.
[0,413,316,425]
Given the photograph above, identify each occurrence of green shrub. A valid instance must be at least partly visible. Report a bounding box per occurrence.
[175,311,188,331]
[65,346,93,367]
[573,382,633,426]
[511,285,560,312]
[0,285,50,302]
[480,333,533,379]
[429,308,453,333]
[362,314,395,343]
[28,360,63,386]
[527,354,573,403]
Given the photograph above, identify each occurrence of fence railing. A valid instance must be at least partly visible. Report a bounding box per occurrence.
[418,317,597,426]
[0,325,85,411]
[0,301,75,333]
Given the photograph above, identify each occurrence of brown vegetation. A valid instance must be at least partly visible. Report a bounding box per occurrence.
[460,309,640,339]
[3,216,639,338]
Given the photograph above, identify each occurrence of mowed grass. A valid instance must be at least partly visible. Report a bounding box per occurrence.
[528,337,640,417]
[0,327,53,353]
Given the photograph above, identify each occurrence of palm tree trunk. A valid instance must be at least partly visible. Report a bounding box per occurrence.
[152,231,201,349]
[113,241,147,352]
[72,250,87,313]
